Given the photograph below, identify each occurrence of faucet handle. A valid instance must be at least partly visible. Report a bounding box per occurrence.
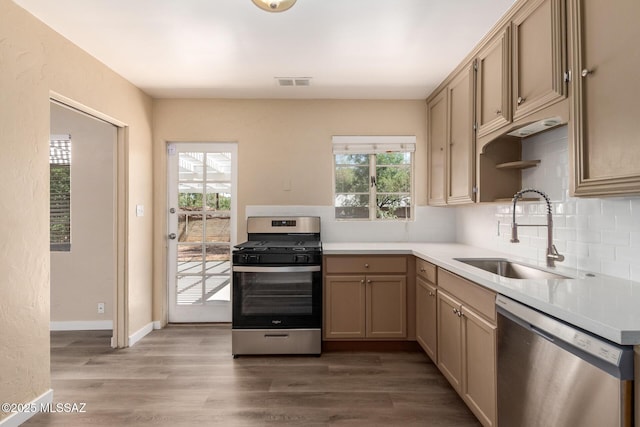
[548,244,565,262]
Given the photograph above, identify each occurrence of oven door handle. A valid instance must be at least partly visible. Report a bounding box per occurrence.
[232,265,321,273]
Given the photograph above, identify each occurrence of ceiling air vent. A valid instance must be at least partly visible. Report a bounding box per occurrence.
[276,77,312,87]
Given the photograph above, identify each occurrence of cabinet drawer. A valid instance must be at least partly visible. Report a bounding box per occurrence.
[416,258,437,283]
[324,256,407,274]
[438,269,496,323]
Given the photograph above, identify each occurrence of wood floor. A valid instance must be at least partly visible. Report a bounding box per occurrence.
[24,325,480,427]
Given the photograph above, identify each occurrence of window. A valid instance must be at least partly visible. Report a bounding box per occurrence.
[50,135,71,251]
[333,136,415,220]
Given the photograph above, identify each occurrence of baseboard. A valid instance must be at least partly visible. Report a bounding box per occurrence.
[0,389,53,427]
[50,320,113,331]
[152,320,162,330]
[128,322,154,347]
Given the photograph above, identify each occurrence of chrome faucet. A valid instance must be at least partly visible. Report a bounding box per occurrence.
[511,188,565,267]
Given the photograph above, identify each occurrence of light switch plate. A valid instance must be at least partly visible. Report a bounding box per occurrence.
[136,204,144,217]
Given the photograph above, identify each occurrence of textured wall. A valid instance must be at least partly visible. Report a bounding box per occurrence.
[0,0,153,414]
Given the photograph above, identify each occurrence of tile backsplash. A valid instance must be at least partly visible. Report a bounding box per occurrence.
[456,126,640,282]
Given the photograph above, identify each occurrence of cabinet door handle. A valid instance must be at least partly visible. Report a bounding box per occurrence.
[360,280,365,284]
[581,68,593,77]
[364,263,369,269]
[495,109,502,115]
[366,279,372,284]
[428,291,435,297]
[517,96,526,105]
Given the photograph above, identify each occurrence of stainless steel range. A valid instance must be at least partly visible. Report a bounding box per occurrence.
[231,216,322,357]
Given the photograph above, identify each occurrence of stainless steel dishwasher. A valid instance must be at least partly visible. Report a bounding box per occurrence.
[496,295,634,427]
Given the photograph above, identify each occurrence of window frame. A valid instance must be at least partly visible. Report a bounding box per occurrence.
[332,136,415,221]
[50,134,72,251]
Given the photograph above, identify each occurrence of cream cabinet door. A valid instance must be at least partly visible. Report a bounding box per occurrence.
[427,89,447,206]
[366,275,407,339]
[437,291,462,393]
[324,275,366,339]
[511,0,567,121]
[416,276,437,362]
[462,306,497,427]
[476,26,511,138]
[569,0,640,196]
[447,63,476,204]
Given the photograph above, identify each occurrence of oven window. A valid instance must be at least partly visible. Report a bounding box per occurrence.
[237,272,313,316]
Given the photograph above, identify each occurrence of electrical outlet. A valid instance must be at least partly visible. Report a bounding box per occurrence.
[97,302,105,314]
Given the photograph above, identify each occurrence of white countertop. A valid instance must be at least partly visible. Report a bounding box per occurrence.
[323,242,640,346]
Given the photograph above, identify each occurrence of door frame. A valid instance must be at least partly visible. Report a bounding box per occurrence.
[50,92,129,348]
[166,141,238,323]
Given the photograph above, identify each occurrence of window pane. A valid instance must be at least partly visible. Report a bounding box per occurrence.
[50,136,71,251]
[335,165,369,193]
[376,152,411,166]
[376,194,411,219]
[376,165,411,193]
[335,194,369,219]
[179,152,205,181]
[335,154,369,165]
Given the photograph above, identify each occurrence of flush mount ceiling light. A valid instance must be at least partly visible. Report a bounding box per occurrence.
[251,0,297,13]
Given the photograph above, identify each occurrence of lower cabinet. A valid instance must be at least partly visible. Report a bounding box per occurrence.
[437,269,497,427]
[324,273,407,340]
[416,276,438,361]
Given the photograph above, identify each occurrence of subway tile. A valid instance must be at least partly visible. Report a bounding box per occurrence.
[588,215,615,231]
[588,244,615,261]
[601,261,630,280]
[615,246,640,263]
[602,199,631,216]
[616,215,640,232]
[576,230,601,244]
[576,257,601,274]
[576,198,602,216]
[566,241,589,257]
[630,231,640,248]
[602,230,630,246]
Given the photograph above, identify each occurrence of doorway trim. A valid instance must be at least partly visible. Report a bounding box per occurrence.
[49,91,129,348]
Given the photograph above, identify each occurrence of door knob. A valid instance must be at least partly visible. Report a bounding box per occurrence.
[168,233,177,240]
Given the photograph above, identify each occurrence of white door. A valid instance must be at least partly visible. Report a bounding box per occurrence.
[167,142,237,322]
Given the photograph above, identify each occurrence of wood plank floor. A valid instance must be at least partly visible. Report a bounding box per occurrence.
[24,325,480,426]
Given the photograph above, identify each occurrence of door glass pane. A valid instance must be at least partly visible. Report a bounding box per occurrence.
[178,214,204,242]
[205,244,230,269]
[177,275,203,305]
[179,152,205,181]
[205,275,230,302]
[204,213,230,243]
[177,244,202,274]
[205,152,232,181]
[178,183,204,210]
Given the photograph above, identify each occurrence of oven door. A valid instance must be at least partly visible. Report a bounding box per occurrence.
[232,265,322,329]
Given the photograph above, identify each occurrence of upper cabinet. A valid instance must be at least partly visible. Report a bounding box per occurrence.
[568,0,640,196]
[448,64,476,205]
[476,26,511,138]
[427,63,476,206]
[427,90,448,206]
[512,0,567,121]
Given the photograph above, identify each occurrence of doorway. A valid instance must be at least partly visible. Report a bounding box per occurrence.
[167,142,237,322]
[49,96,127,348]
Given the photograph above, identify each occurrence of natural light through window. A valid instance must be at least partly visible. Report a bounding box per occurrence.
[333,136,415,221]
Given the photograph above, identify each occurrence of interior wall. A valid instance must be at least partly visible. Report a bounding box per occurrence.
[49,103,115,326]
[0,0,153,414]
[152,98,428,322]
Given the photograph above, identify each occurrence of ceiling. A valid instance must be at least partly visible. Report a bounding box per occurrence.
[14,0,516,99]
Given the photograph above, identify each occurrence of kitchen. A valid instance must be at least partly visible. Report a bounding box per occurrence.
[2,0,640,426]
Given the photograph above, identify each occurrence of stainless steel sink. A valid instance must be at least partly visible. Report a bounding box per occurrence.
[454,258,569,280]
